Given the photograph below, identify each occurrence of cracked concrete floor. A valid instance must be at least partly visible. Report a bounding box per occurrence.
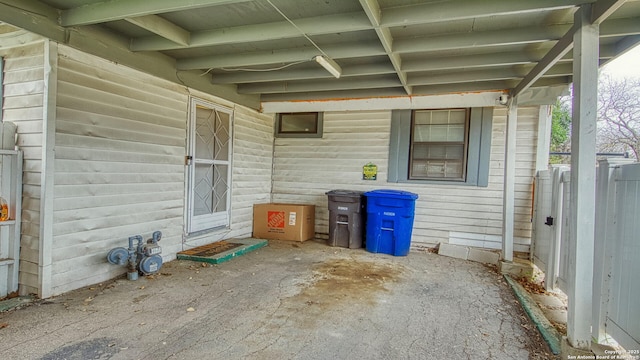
[0,240,555,360]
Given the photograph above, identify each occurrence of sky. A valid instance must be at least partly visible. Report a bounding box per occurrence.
[600,44,640,79]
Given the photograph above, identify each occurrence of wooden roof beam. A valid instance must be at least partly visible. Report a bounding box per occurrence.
[177,42,386,70]
[131,12,371,51]
[256,77,571,102]
[614,33,640,55]
[0,0,59,22]
[408,63,573,87]
[0,0,65,42]
[212,63,395,84]
[260,88,407,102]
[61,0,252,26]
[381,0,593,27]
[403,50,550,72]
[600,34,640,67]
[409,77,571,96]
[409,69,522,87]
[238,75,401,94]
[394,25,571,53]
[512,0,629,98]
[359,0,412,95]
[393,16,638,54]
[125,15,190,46]
[591,0,627,24]
[402,43,619,73]
[511,27,575,98]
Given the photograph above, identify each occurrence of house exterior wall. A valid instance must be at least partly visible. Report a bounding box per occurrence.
[0,40,46,295]
[271,107,539,249]
[3,40,541,296]
[228,106,274,234]
[52,46,188,295]
[271,110,390,230]
[48,45,273,296]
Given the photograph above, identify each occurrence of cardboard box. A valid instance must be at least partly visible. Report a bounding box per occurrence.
[253,203,315,241]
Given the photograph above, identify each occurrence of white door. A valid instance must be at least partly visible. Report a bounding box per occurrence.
[187,99,233,233]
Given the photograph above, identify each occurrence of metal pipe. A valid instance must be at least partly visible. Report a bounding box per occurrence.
[549,151,629,158]
[127,235,143,281]
[152,231,162,244]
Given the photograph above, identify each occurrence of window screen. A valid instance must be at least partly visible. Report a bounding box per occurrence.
[410,109,469,180]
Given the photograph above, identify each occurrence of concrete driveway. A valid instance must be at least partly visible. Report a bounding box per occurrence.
[0,240,554,359]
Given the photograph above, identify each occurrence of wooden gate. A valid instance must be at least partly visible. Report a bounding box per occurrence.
[593,161,640,351]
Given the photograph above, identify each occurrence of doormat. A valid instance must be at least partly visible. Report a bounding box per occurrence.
[177,238,268,265]
[185,241,243,256]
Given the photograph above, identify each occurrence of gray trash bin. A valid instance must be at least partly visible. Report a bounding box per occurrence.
[326,190,365,248]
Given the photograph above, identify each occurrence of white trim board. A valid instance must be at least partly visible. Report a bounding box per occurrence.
[262,92,505,113]
[449,231,530,253]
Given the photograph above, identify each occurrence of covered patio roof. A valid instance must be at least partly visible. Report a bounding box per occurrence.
[1,0,639,109]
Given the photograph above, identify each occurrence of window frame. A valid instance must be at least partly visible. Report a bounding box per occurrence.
[275,112,323,138]
[388,107,493,187]
[409,108,470,181]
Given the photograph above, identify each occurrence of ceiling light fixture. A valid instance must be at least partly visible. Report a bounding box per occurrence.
[314,55,342,79]
[267,0,342,79]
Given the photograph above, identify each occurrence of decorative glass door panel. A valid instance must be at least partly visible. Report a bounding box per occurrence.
[187,99,232,233]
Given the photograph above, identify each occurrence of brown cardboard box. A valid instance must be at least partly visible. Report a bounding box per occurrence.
[253,203,315,241]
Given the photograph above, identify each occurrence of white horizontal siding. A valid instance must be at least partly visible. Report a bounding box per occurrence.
[51,45,189,296]
[1,41,45,295]
[272,110,391,231]
[271,107,540,249]
[493,107,538,238]
[1,41,275,296]
[230,107,274,234]
[46,46,274,295]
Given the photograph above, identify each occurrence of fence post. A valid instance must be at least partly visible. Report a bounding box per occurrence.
[531,169,549,264]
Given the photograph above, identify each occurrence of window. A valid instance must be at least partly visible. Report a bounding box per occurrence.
[388,107,493,186]
[275,112,323,138]
[410,109,469,180]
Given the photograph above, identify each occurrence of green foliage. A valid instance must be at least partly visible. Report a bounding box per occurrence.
[551,99,571,151]
[549,98,572,164]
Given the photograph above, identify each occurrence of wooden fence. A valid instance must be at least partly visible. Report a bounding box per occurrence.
[532,159,639,351]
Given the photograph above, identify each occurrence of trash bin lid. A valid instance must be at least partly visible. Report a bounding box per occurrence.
[364,189,418,200]
[326,190,364,197]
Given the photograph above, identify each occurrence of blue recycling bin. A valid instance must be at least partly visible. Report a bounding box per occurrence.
[364,189,418,256]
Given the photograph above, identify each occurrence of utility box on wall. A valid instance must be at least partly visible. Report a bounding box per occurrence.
[253,203,315,241]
